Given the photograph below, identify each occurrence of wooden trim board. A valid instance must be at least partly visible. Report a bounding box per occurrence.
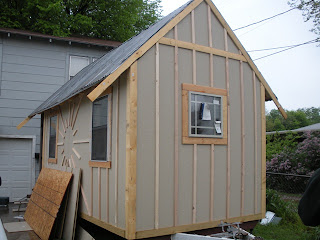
[158,37,246,62]
[88,161,111,168]
[125,61,138,239]
[261,83,266,215]
[81,213,126,238]
[135,213,262,239]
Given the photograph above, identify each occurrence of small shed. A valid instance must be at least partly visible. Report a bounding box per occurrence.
[19,0,287,239]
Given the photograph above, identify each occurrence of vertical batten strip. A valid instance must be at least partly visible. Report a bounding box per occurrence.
[125,62,138,240]
[224,28,230,219]
[253,72,258,214]
[240,61,245,216]
[155,42,160,229]
[115,81,119,225]
[191,9,197,224]
[208,3,214,222]
[106,168,109,222]
[90,167,93,217]
[260,83,266,216]
[174,26,179,227]
[98,167,101,220]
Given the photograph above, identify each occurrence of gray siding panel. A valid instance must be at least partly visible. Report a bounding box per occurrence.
[136,46,156,231]
[256,77,262,214]
[178,48,193,225]
[196,52,210,86]
[213,56,226,89]
[177,13,192,43]
[229,59,241,218]
[243,63,255,215]
[194,2,209,47]
[159,45,175,228]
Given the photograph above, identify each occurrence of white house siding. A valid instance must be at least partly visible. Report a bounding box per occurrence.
[0,33,109,197]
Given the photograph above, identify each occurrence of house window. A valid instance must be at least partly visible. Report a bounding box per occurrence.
[69,56,90,80]
[48,115,57,160]
[189,92,222,137]
[91,95,109,161]
[182,83,228,145]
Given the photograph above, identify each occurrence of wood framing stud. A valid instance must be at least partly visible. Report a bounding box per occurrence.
[125,61,138,240]
[155,42,160,229]
[115,81,120,226]
[240,61,245,217]
[17,116,33,130]
[158,38,247,62]
[261,83,266,215]
[135,213,262,239]
[174,25,179,227]
[253,72,258,214]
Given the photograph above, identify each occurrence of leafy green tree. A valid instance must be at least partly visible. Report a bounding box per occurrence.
[266,107,320,132]
[288,0,320,40]
[0,0,162,42]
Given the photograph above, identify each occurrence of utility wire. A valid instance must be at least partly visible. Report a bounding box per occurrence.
[253,39,318,61]
[233,8,296,31]
[248,39,318,52]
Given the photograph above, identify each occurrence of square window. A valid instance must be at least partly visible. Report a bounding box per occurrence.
[189,92,223,138]
[182,83,227,145]
[69,56,90,80]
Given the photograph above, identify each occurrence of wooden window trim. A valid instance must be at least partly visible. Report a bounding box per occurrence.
[89,160,111,168]
[182,83,228,145]
[48,111,59,164]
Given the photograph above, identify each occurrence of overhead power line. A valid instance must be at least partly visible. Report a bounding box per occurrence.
[253,39,318,61]
[233,8,296,31]
[248,39,318,52]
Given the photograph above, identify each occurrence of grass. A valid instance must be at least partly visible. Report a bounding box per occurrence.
[253,221,320,240]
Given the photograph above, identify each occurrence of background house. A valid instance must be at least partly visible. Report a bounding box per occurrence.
[0,28,120,201]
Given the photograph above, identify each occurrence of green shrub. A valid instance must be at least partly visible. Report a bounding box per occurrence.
[266,189,300,224]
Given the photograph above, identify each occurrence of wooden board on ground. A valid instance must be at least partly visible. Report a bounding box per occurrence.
[3,221,32,232]
[47,165,81,240]
[24,168,73,240]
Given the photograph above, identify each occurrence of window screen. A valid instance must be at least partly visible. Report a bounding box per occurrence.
[189,92,222,137]
[92,96,108,161]
[49,115,57,158]
[69,56,90,80]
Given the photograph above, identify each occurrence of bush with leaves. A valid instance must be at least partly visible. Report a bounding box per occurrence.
[267,131,320,193]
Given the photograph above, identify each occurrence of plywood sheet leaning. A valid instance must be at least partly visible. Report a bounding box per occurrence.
[24,168,73,240]
[46,165,81,240]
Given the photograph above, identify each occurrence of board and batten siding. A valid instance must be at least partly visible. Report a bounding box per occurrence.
[42,74,127,231]
[0,34,107,180]
[136,1,263,234]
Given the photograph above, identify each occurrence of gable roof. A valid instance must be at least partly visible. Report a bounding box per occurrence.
[18,0,286,129]
[0,28,121,48]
